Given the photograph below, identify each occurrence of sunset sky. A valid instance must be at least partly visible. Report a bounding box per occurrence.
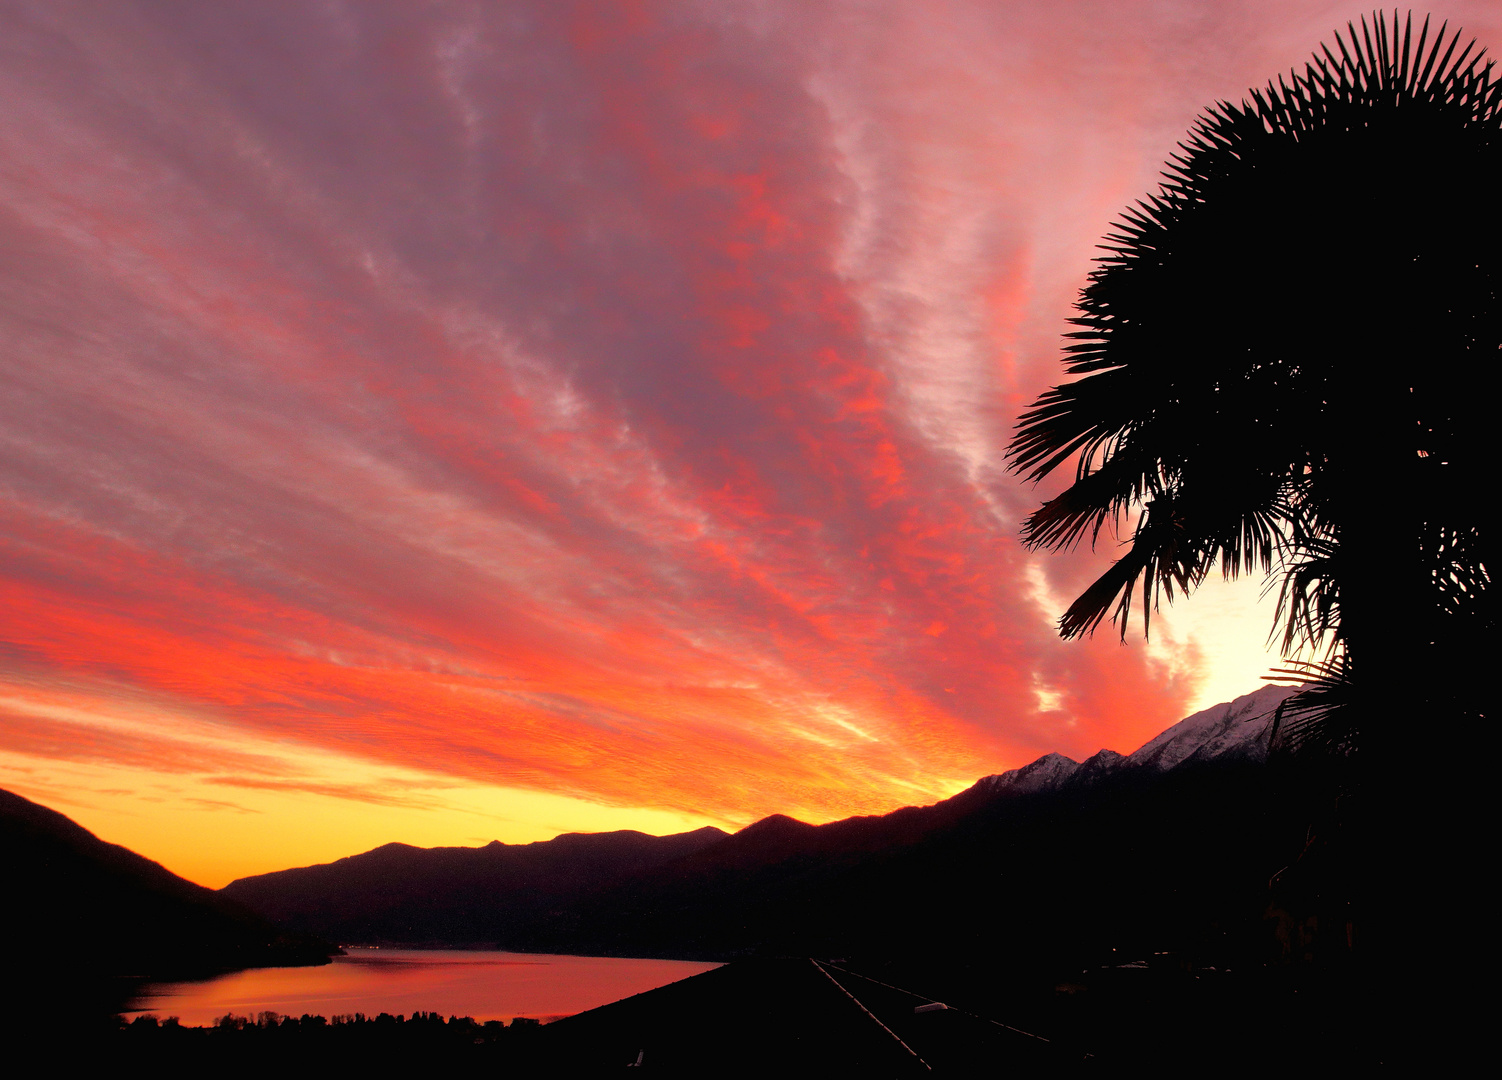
[4,1,1493,888]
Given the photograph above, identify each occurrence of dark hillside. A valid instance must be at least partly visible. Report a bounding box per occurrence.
[0,788,335,983]
[221,825,728,945]
[508,755,1306,971]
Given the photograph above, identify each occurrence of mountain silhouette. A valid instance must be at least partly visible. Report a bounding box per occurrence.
[225,686,1308,970]
[0,788,336,982]
[222,824,729,946]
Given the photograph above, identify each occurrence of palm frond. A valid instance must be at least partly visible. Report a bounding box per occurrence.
[1007,9,1498,662]
[1266,655,1358,759]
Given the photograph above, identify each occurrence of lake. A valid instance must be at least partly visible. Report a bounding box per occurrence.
[123,950,720,1026]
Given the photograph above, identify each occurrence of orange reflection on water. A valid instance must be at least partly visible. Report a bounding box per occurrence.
[125,950,720,1026]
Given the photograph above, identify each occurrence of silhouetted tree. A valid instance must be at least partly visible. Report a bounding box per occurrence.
[1008,12,1496,1050]
[1009,11,1495,750]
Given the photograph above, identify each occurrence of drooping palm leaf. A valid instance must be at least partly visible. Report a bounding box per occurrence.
[1267,654,1359,759]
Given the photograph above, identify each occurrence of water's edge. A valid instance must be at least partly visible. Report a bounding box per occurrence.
[123,949,721,1027]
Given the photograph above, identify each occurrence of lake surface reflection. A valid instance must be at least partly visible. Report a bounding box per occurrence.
[125,950,720,1026]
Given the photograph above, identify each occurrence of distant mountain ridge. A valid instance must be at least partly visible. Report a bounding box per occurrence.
[222,824,730,946]
[224,685,1303,964]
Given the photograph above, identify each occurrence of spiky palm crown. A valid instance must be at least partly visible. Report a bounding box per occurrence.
[1009,11,1498,665]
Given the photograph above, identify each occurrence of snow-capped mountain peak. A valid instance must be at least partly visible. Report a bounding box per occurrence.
[968,684,1302,802]
[976,750,1080,796]
[1124,684,1299,773]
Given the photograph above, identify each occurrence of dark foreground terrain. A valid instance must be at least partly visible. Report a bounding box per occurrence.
[44,955,1377,1075]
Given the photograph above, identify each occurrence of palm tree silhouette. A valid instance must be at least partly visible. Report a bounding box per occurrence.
[1009,12,1497,751]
